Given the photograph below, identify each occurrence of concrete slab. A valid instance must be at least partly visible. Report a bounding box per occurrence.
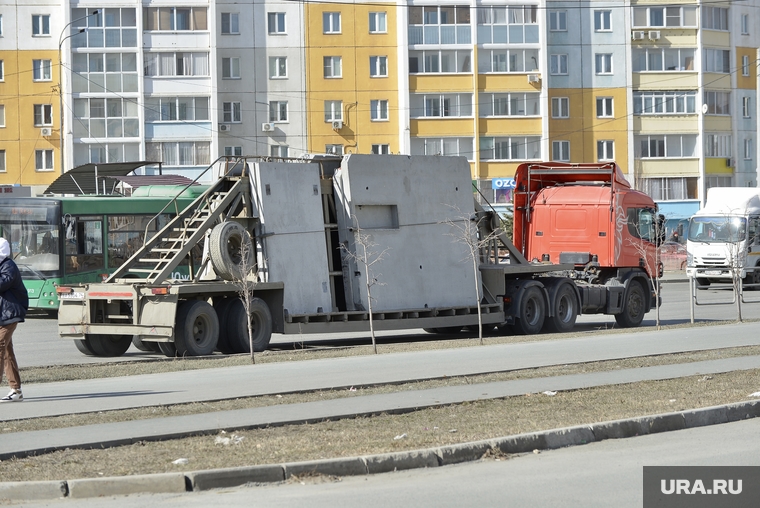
[67,473,186,498]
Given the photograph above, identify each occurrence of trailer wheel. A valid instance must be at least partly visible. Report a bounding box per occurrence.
[158,341,178,357]
[615,280,646,328]
[132,336,160,353]
[86,334,132,357]
[543,284,577,333]
[227,297,273,353]
[175,300,219,356]
[513,286,545,335]
[74,338,96,356]
[213,297,237,354]
[209,221,254,281]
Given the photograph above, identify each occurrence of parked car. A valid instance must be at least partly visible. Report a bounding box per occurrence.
[660,241,686,271]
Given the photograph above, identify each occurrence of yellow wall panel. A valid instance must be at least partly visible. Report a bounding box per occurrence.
[702,116,732,131]
[478,118,542,135]
[633,73,698,90]
[736,47,757,90]
[477,74,541,92]
[635,116,699,133]
[409,75,474,92]
[410,119,474,137]
[637,159,699,177]
[705,158,733,174]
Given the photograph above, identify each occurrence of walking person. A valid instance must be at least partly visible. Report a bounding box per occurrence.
[0,237,28,402]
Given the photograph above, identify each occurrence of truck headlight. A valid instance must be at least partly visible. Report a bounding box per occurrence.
[686,252,693,267]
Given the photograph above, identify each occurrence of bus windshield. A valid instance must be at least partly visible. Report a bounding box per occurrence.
[0,201,62,278]
[688,216,747,244]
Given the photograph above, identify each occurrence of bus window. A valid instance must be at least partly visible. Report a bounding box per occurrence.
[65,216,104,273]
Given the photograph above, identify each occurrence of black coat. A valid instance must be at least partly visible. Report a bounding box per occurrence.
[0,258,28,326]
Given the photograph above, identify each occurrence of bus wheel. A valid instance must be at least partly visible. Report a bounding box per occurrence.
[74,338,96,356]
[615,280,646,328]
[87,334,132,357]
[543,284,578,333]
[513,286,546,335]
[209,222,254,281]
[227,297,272,353]
[175,300,219,356]
[158,341,178,357]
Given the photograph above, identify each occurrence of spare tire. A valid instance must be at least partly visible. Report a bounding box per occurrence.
[209,221,254,281]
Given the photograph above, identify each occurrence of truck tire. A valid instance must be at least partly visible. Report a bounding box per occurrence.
[175,300,219,356]
[513,286,545,335]
[615,280,646,328]
[158,341,178,357]
[74,338,96,356]
[86,334,132,357]
[226,297,273,353]
[213,297,237,354]
[543,283,577,333]
[132,335,160,353]
[209,221,254,281]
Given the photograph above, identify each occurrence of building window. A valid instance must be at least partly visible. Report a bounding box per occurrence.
[642,177,698,200]
[324,101,342,121]
[479,93,540,117]
[269,57,287,78]
[323,12,341,34]
[224,146,242,156]
[704,49,730,73]
[0,105,4,127]
[411,94,473,118]
[742,55,750,76]
[144,7,207,31]
[744,139,753,160]
[0,150,5,172]
[475,5,537,44]
[74,143,140,166]
[144,97,209,122]
[269,101,288,122]
[632,48,695,72]
[370,56,388,77]
[32,14,50,36]
[268,12,285,34]
[480,136,541,160]
[741,14,749,35]
[409,5,472,45]
[596,97,613,118]
[595,54,612,75]
[477,49,539,73]
[222,57,240,79]
[549,11,567,31]
[550,54,568,75]
[324,56,342,78]
[34,105,53,126]
[222,102,242,123]
[326,144,343,155]
[552,141,570,161]
[72,52,139,93]
[409,50,472,74]
[594,10,611,31]
[743,97,751,118]
[551,97,569,118]
[0,60,4,81]
[414,137,474,159]
[703,91,731,115]
[144,52,209,77]
[221,13,239,35]
[0,15,3,37]
[369,12,387,33]
[372,144,390,154]
[36,150,54,171]
[704,134,732,157]
[702,7,729,31]
[633,91,697,115]
[69,8,137,49]
[633,6,697,28]
[73,98,141,138]
[146,142,210,166]
[597,141,614,161]
[370,100,389,121]
[271,145,289,158]
[32,60,52,81]
[636,134,698,158]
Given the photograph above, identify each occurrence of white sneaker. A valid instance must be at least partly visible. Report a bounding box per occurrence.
[0,389,22,402]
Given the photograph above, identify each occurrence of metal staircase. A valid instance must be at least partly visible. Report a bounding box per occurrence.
[107,176,250,284]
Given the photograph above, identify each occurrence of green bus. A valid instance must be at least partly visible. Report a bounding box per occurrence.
[0,185,206,314]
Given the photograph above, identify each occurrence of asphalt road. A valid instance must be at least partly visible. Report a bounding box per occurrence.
[14,280,758,368]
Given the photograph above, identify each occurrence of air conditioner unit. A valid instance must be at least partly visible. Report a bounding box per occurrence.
[262,122,275,132]
[632,30,646,41]
[332,120,343,130]
[648,30,661,40]
[527,73,540,83]
[726,157,734,167]
[40,127,52,137]
[219,124,230,132]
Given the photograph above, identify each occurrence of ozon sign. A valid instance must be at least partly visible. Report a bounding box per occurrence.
[491,178,516,190]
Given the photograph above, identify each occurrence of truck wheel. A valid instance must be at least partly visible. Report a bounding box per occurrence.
[213,297,236,354]
[158,341,178,357]
[423,328,442,334]
[132,336,160,352]
[175,300,219,356]
[209,221,254,281]
[513,286,545,335]
[74,338,96,356]
[615,280,646,328]
[86,334,132,357]
[543,284,577,333]
[227,297,273,353]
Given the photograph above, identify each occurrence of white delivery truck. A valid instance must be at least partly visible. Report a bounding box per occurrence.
[686,188,760,287]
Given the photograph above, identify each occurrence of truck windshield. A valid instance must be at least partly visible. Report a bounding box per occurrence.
[0,202,62,278]
[688,216,746,243]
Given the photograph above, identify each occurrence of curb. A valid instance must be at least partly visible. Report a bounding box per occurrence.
[2,399,759,501]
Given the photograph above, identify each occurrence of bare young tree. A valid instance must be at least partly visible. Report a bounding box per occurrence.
[625,212,665,330]
[233,231,259,364]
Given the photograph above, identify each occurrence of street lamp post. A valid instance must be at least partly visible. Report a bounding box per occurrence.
[58,9,99,176]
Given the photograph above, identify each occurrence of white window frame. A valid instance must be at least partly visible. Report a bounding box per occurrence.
[0,105,4,127]
[0,150,5,172]
[594,10,611,31]
[324,100,343,121]
[704,133,732,158]
[222,101,242,123]
[633,91,697,115]
[35,149,54,171]
[370,100,389,121]
[550,54,568,75]
[597,140,614,161]
[742,55,750,77]
[34,104,53,126]
[271,145,289,158]
[744,138,753,160]
[596,97,613,118]
[222,57,240,79]
[269,101,288,122]
[552,140,570,161]
[369,12,387,33]
[702,7,729,31]
[704,48,730,73]
[595,54,613,75]
[549,11,567,31]
[0,60,4,81]
[325,144,343,155]
[551,97,569,118]
[324,56,342,78]
[741,14,749,35]
[370,56,388,77]
[637,134,698,158]
[372,144,390,154]
[32,59,52,81]
[743,96,751,118]
[269,57,287,79]
[323,12,341,34]
[633,6,697,28]
[224,146,242,156]
[479,136,541,161]
[703,91,731,115]
[479,92,540,117]
[221,13,239,35]
[0,15,3,37]
[268,12,286,34]
[32,14,50,36]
